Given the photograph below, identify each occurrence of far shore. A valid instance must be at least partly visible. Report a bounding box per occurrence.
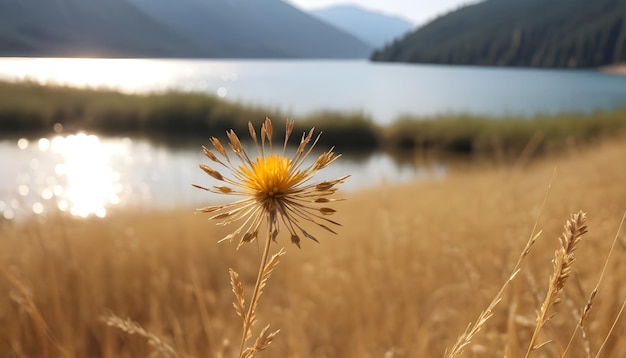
[600,63,626,75]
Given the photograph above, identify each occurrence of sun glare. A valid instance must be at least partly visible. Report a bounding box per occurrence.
[4,133,129,219]
[50,133,125,218]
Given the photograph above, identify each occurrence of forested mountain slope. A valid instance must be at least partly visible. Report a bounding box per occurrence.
[371,0,626,68]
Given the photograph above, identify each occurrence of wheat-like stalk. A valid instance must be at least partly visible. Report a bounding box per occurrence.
[561,213,626,358]
[1,264,67,358]
[444,169,556,358]
[100,312,178,358]
[561,212,625,358]
[232,227,285,356]
[444,230,541,358]
[524,211,588,357]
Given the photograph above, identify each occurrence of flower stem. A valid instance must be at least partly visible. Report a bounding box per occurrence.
[237,212,275,358]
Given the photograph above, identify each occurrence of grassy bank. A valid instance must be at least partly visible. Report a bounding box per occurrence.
[1,80,625,158]
[1,137,625,357]
[0,81,378,152]
[386,110,626,157]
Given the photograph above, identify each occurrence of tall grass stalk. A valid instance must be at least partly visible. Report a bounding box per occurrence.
[444,169,556,358]
[561,212,626,357]
[524,212,588,357]
[233,214,282,358]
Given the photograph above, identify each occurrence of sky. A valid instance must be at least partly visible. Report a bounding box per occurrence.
[287,0,478,25]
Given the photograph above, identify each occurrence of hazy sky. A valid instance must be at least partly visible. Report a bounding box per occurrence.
[287,0,478,25]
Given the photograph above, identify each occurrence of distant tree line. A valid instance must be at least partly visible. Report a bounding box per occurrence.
[372,0,626,68]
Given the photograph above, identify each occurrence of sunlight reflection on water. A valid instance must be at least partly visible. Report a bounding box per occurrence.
[0,133,446,220]
[51,133,125,217]
[5,133,128,218]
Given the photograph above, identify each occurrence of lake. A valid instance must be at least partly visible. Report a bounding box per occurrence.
[1,58,625,220]
[2,58,626,124]
[0,133,443,220]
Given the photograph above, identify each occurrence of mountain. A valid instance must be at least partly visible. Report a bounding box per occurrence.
[126,0,373,58]
[0,0,372,58]
[371,0,626,68]
[310,5,415,48]
[0,0,213,57]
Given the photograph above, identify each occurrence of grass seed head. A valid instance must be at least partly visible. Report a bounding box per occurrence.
[194,118,349,247]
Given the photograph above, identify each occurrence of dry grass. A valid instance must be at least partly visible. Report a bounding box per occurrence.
[1,137,626,357]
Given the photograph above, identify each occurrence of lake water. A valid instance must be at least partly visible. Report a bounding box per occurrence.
[1,58,626,124]
[1,58,625,220]
[0,133,443,220]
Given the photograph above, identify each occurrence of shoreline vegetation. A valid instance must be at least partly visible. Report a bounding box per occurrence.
[1,80,626,159]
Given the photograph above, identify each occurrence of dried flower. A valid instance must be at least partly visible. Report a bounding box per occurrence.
[193,118,349,248]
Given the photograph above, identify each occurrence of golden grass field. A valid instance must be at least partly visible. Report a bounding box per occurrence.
[1,137,625,357]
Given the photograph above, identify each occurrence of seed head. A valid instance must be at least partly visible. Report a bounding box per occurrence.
[194,118,349,248]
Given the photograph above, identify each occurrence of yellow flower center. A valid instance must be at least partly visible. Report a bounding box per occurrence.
[241,154,301,200]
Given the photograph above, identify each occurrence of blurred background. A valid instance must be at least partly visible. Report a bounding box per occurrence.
[1,0,626,220]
